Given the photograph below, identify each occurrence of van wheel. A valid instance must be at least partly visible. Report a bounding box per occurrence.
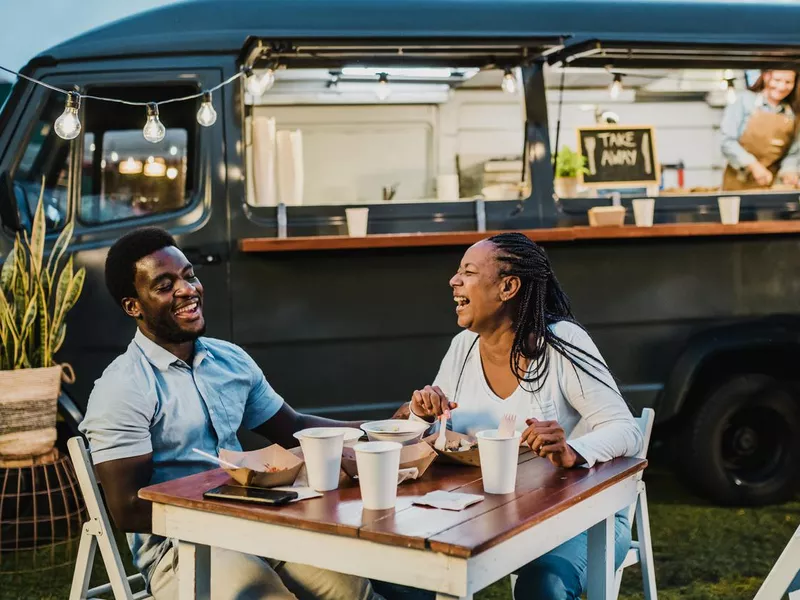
[682,374,800,506]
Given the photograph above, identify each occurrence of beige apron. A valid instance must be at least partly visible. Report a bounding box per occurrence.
[722,108,798,191]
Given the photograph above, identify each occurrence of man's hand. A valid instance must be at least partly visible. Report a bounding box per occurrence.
[780,172,800,187]
[748,162,774,187]
[521,418,585,469]
[410,385,457,421]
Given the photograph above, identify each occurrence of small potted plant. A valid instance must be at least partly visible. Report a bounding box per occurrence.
[0,182,85,459]
[553,145,589,198]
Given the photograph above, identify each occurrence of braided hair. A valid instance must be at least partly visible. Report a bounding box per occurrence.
[487,232,618,395]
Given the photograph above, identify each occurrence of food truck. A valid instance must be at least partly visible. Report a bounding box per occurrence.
[1,0,799,506]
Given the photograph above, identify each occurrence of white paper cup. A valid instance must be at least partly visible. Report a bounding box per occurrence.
[718,196,741,225]
[632,198,655,227]
[476,430,522,494]
[436,174,460,201]
[345,207,369,237]
[354,441,402,510]
[294,428,345,492]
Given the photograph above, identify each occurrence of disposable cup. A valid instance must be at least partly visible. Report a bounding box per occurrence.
[345,207,369,237]
[718,196,741,225]
[476,429,523,494]
[632,198,655,227]
[354,441,402,510]
[294,428,345,492]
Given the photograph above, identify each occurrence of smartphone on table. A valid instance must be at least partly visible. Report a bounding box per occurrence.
[203,484,298,506]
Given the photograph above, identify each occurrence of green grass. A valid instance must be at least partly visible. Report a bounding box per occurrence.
[1,466,798,600]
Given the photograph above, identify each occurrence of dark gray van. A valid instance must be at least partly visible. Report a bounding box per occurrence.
[1,0,799,506]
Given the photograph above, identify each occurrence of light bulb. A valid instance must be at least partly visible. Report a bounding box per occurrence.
[197,91,217,127]
[376,73,391,101]
[143,102,166,144]
[726,81,737,105]
[609,74,623,100]
[501,69,517,94]
[54,92,81,140]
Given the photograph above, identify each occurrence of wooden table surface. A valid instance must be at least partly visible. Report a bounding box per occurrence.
[238,220,800,253]
[140,453,646,559]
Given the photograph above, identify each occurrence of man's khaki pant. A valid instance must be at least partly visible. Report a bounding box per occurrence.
[149,545,384,600]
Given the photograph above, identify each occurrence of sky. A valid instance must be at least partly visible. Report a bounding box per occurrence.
[0,0,183,80]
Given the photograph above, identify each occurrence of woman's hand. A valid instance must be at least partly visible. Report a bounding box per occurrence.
[410,385,457,421]
[522,418,585,468]
[748,162,774,187]
[780,172,800,187]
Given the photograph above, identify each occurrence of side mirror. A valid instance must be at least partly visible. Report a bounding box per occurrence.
[0,171,22,234]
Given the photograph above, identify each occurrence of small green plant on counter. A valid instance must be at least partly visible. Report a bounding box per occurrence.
[0,182,85,370]
[553,146,589,178]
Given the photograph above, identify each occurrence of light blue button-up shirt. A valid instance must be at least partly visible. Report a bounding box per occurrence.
[78,329,284,583]
[720,90,800,174]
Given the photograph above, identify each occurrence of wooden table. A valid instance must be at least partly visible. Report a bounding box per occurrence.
[140,453,646,600]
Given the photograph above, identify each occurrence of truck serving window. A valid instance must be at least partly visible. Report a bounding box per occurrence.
[79,84,194,225]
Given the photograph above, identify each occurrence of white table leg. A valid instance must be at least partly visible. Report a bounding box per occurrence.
[179,541,211,600]
[587,515,614,600]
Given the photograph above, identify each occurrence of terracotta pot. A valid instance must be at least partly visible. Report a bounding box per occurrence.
[0,364,74,458]
[554,176,578,198]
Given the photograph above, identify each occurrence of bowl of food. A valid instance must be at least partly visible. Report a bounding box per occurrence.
[360,420,430,445]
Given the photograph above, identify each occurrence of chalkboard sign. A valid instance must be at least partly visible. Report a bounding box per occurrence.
[577,125,660,188]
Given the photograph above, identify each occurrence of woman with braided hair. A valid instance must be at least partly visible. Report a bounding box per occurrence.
[406,232,643,600]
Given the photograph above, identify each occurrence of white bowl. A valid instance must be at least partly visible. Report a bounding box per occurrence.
[360,420,430,445]
[292,427,364,447]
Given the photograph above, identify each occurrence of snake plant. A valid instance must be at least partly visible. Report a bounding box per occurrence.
[0,182,85,370]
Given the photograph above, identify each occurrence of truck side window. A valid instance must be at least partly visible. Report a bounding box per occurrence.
[79,84,193,225]
[13,94,72,231]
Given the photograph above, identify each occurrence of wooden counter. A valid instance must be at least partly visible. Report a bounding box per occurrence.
[239,220,800,253]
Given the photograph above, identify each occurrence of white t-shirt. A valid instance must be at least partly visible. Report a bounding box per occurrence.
[412,321,643,467]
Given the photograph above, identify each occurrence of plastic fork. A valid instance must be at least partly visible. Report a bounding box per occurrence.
[498,413,517,438]
[434,413,448,451]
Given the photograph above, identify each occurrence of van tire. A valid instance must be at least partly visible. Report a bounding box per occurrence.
[681,373,800,506]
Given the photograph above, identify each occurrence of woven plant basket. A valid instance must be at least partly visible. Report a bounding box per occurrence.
[0,364,74,459]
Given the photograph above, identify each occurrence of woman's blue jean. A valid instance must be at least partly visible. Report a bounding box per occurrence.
[372,511,631,600]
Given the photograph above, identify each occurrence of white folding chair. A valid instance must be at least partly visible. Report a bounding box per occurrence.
[753,524,800,600]
[509,408,657,600]
[612,407,657,600]
[67,436,151,600]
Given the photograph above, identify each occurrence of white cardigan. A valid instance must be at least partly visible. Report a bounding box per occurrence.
[410,321,643,468]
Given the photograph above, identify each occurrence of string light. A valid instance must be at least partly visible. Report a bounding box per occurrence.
[609,74,623,99]
[726,79,737,105]
[0,63,247,144]
[54,92,81,140]
[376,73,391,101]
[719,69,735,90]
[143,103,166,143]
[196,91,217,127]
[501,68,518,94]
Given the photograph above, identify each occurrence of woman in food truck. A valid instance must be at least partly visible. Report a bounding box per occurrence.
[720,69,800,190]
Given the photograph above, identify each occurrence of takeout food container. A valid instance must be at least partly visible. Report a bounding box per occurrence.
[340,441,437,480]
[588,205,626,227]
[424,430,481,466]
[360,419,429,445]
[219,445,304,488]
[425,430,528,467]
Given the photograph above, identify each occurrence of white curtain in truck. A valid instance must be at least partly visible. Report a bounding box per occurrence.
[251,116,278,206]
[277,129,304,206]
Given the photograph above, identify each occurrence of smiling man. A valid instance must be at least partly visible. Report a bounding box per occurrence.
[78,227,383,600]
